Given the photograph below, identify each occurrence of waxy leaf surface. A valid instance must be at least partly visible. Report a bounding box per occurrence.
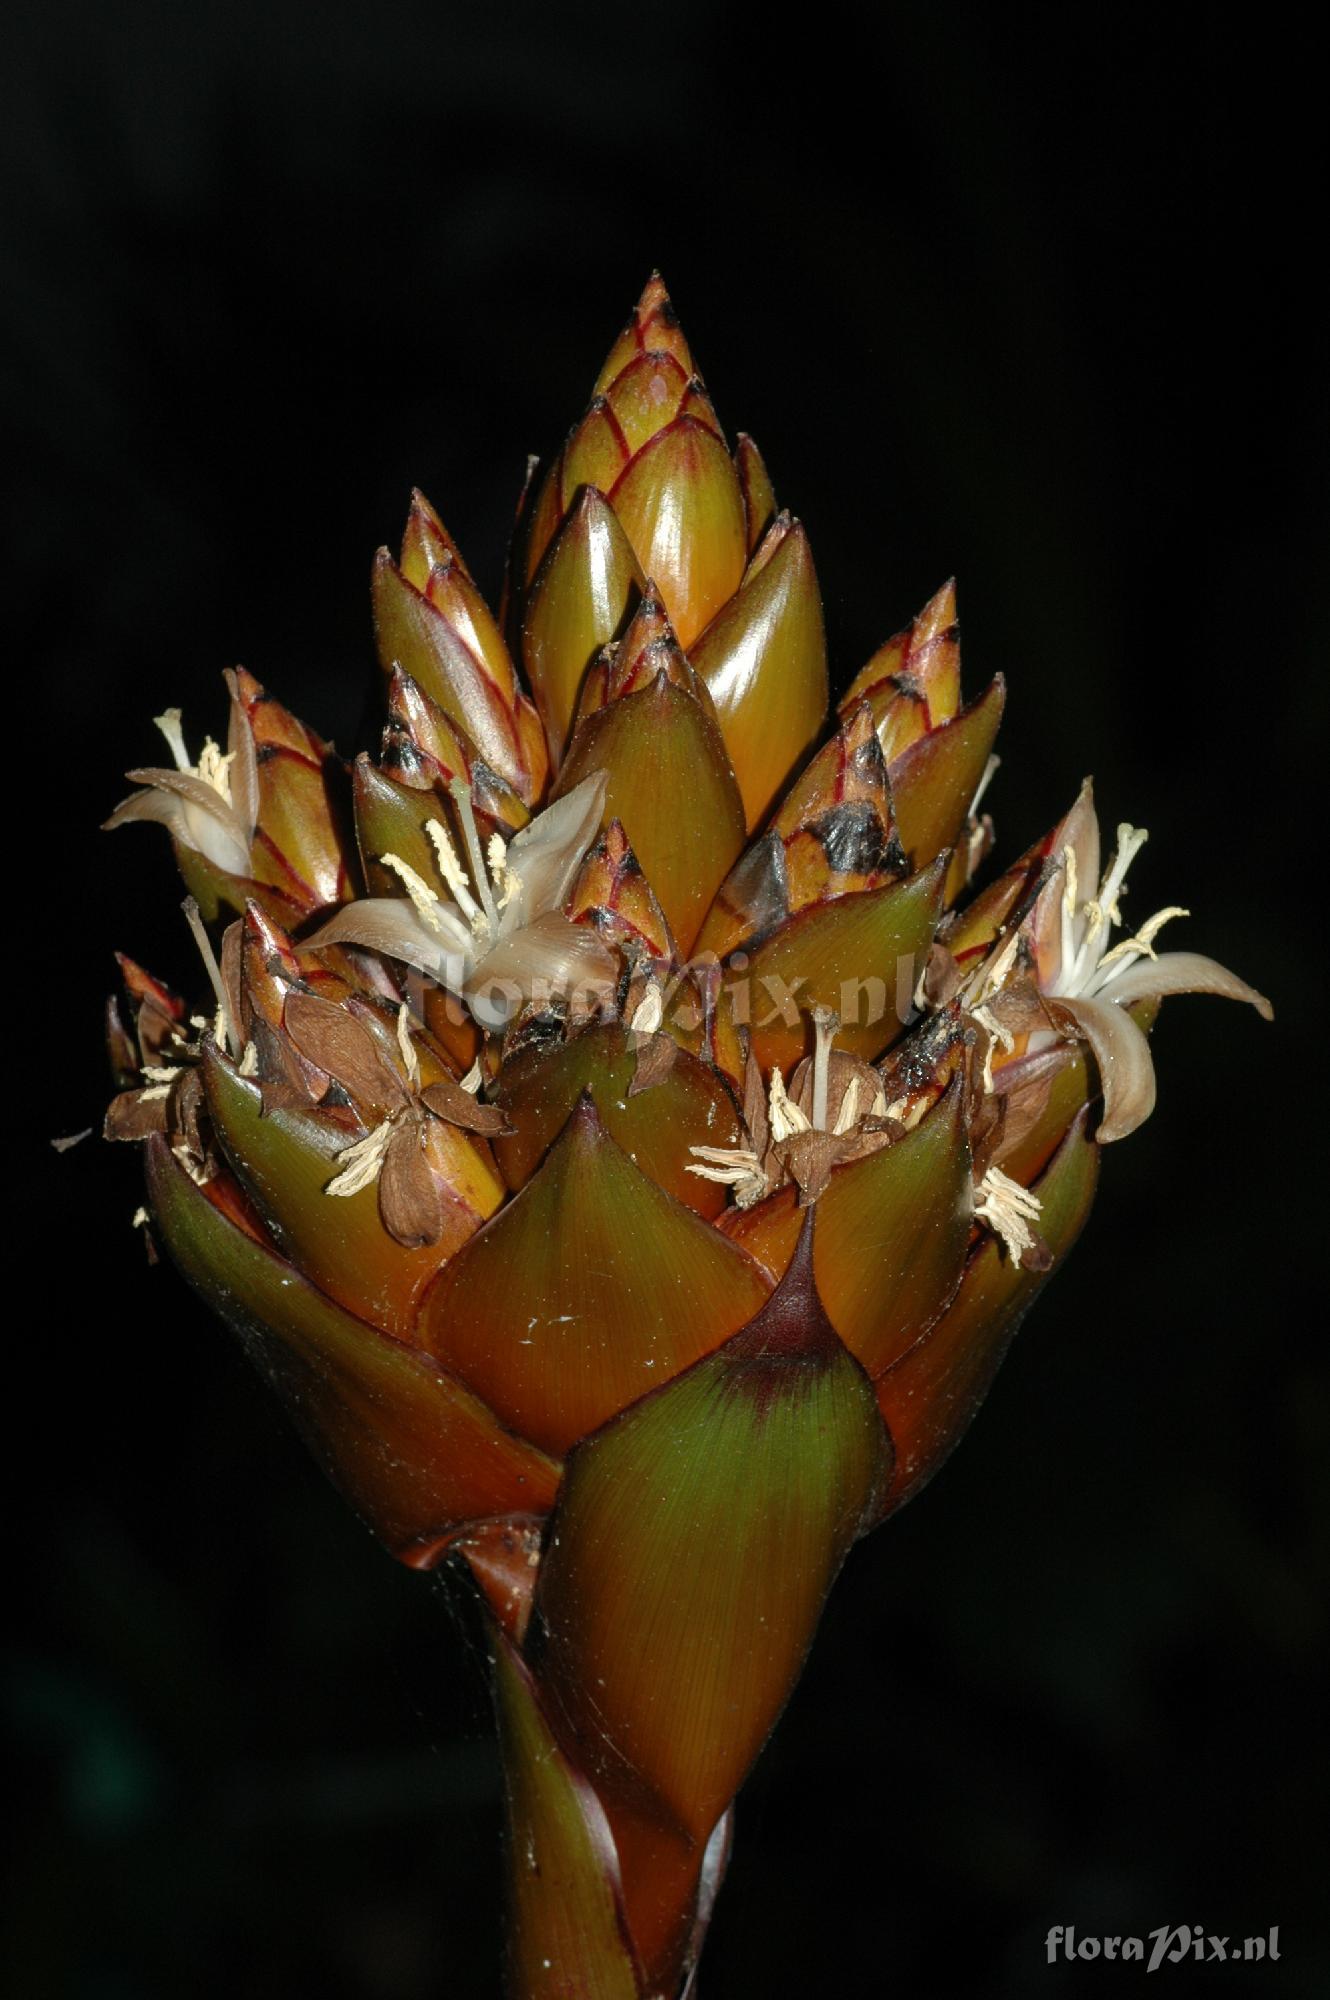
[420,1103,771,1455]
[741,862,945,1070]
[889,677,1005,871]
[724,1086,972,1377]
[493,1022,745,1219]
[608,418,746,648]
[147,1141,559,1556]
[691,523,828,829]
[554,675,746,954]
[522,490,644,760]
[532,1220,889,1848]
[203,1048,502,1340]
[493,1631,641,2000]
[875,1115,1100,1516]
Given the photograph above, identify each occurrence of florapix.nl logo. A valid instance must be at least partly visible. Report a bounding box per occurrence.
[1046,1926,1281,1970]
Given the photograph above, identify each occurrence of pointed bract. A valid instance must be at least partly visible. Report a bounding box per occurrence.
[372,549,544,804]
[724,1085,973,1378]
[421,1101,771,1455]
[522,489,645,761]
[531,1215,889,1842]
[875,1114,1100,1517]
[203,1045,502,1339]
[592,274,696,397]
[147,1140,558,1557]
[735,433,777,552]
[492,1022,745,1218]
[493,1630,642,2000]
[889,676,1005,873]
[555,672,747,956]
[608,418,747,648]
[566,819,676,962]
[740,860,946,1070]
[839,580,962,761]
[691,519,829,829]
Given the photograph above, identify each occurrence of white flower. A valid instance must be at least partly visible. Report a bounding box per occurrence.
[104,672,259,878]
[965,781,1272,1141]
[308,772,616,1029]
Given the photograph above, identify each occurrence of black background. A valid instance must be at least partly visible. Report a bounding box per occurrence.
[8,4,1326,1996]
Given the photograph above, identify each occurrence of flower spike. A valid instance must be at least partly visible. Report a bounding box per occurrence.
[102,281,1272,2000]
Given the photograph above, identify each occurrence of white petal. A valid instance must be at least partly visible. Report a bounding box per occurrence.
[106,777,252,876]
[1056,994,1156,1143]
[122,765,242,827]
[1099,949,1273,1020]
[469,910,616,1025]
[187,809,253,877]
[505,771,608,924]
[104,786,193,843]
[306,898,476,988]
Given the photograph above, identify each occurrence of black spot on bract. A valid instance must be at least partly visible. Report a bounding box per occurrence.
[812,802,890,875]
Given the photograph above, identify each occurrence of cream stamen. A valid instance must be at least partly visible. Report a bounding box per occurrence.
[686,1145,768,1208]
[629,983,664,1035]
[1098,823,1148,928]
[381,852,450,937]
[1097,905,1189,974]
[154,709,233,801]
[975,1164,1043,1262]
[832,1076,861,1137]
[973,1003,1016,1092]
[487,831,521,910]
[768,1067,811,1142]
[326,1118,395,1198]
[195,737,233,802]
[962,928,1020,1011]
[423,816,482,927]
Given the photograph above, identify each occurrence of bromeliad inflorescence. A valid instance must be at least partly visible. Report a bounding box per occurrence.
[102,275,1271,2000]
